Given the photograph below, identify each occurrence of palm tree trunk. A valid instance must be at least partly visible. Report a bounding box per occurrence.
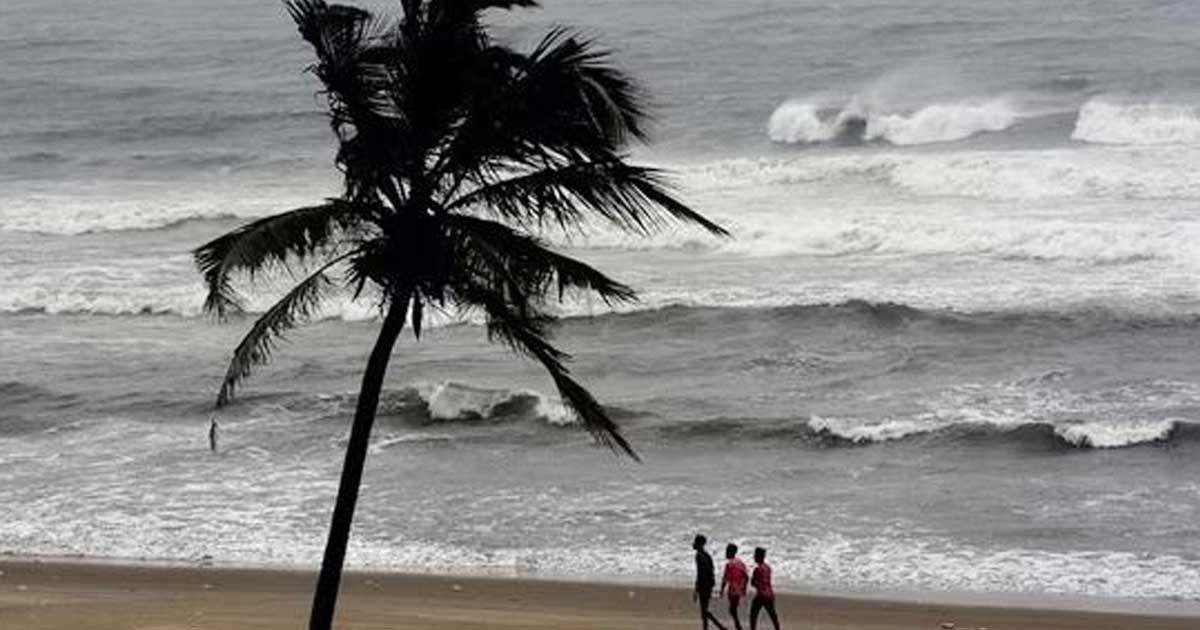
[309,295,409,630]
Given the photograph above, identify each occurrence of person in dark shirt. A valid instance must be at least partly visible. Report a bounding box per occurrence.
[693,534,728,630]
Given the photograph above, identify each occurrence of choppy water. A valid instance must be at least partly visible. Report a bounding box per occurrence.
[3,0,1200,604]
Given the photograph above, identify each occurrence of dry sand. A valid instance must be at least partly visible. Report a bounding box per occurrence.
[1,559,1196,629]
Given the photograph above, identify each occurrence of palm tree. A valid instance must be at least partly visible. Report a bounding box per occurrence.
[194,1,726,628]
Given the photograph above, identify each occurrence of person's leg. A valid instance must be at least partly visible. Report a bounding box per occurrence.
[728,594,743,630]
[698,591,709,630]
[707,610,729,630]
[705,594,729,630]
[765,600,780,630]
[699,592,729,630]
[749,596,762,630]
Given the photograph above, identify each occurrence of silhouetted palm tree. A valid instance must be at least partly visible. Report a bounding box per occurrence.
[194,1,725,628]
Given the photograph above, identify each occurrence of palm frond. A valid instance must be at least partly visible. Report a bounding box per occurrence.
[425,0,538,24]
[432,29,649,186]
[462,0,539,11]
[523,28,648,145]
[456,281,637,459]
[214,257,344,407]
[288,0,396,134]
[447,160,727,236]
[447,213,636,304]
[194,201,366,320]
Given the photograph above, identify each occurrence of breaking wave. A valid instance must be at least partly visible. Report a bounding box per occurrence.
[417,381,578,426]
[0,177,336,235]
[808,416,1197,449]
[314,382,583,428]
[768,98,1019,146]
[264,372,1200,452]
[0,195,273,235]
[1072,99,1200,145]
[769,96,1200,148]
[661,415,1200,450]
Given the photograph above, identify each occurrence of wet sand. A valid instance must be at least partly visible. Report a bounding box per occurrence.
[1,559,1196,629]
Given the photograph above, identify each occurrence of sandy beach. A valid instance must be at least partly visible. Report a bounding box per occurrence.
[1,559,1196,630]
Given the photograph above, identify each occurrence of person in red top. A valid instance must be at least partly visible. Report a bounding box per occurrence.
[750,547,781,630]
[719,543,749,630]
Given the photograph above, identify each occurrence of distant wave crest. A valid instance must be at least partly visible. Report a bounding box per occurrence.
[662,415,1200,450]
[809,416,1195,449]
[768,98,1019,146]
[769,95,1200,148]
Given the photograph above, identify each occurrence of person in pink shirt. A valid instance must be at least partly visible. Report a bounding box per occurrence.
[750,547,781,630]
[719,543,749,630]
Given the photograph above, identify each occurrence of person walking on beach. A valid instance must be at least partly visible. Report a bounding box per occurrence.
[720,543,749,630]
[693,535,728,630]
[750,547,781,630]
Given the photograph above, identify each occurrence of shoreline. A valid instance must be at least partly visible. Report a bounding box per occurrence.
[3,557,1198,630]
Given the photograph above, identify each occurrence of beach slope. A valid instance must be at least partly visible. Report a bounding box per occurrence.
[1,560,1196,630]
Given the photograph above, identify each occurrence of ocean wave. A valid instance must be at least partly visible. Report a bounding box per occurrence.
[0,283,384,321]
[812,416,1197,449]
[368,432,457,452]
[0,380,82,411]
[0,381,84,434]
[1072,99,1200,145]
[0,177,336,235]
[7,289,1200,339]
[661,415,1200,450]
[0,196,266,235]
[8,151,71,165]
[679,145,1200,204]
[310,382,585,428]
[418,381,579,426]
[0,381,59,404]
[768,98,1019,146]
[609,301,1200,336]
[768,95,1200,148]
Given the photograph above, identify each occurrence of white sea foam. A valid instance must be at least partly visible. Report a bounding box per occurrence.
[866,100,1019,145]
[767,98,1019,145]
[1055,419,1179,448]
[421,381,514,421]
[767,101,840,143]
[533,397,580,426]
[369,432,455,452]
[0,280,380,321]
[808,416,1192,449]
[804,376,1200,449]
[1072,99,1200,145]
[3,209,1197,319]
[780,532,1200,601]
[0,178,336,235]
[678,147,1200,203]
[808,416,935,443]
[417,381,577,426]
